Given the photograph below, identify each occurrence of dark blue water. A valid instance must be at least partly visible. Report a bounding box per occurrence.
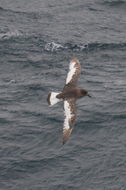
[0,0,126,189]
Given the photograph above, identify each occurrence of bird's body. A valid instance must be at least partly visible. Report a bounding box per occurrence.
[56,88,88,100]
[47,58,91,144]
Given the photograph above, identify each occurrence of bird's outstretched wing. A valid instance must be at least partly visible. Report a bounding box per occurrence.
[63,58,81,91]
[63,98,76,144]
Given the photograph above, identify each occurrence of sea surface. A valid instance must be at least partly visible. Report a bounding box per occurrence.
[0,0,126,189]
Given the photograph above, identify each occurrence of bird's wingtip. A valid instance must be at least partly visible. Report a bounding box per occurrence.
[70,57,80,64]
[63,128,73,145]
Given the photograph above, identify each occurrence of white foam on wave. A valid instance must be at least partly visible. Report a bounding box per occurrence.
[8,79,16,84]
[44,41,88,52]
[0,29,22,40]
[45,42,64,52]
[114,80,126,86]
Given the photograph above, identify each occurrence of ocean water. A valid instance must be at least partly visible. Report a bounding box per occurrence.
[0,0,126,189]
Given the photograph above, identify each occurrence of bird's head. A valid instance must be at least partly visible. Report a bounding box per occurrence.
[80,89,91,97]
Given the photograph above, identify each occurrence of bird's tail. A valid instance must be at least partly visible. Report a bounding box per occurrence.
[47,92,62,106]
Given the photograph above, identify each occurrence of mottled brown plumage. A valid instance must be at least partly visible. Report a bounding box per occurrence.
[47,58,91,144]
[56,88,89,100]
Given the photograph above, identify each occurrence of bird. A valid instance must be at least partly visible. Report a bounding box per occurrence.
[47,58,91,145]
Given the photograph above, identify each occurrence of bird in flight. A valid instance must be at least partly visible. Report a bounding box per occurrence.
[47,58,91,144]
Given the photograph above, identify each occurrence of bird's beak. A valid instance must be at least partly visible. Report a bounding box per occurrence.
[87,93,92,98]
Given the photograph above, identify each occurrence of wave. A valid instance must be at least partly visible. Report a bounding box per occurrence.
[102,0,126,7]
[0,6,29,14]
[0,29,23,40]
[0,6,43,18]
[0,6,4,11]
[1,29,126,52]
[44,41,126,52]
